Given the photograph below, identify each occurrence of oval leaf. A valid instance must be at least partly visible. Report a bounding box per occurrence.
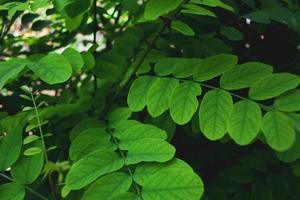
[170,82,201,125]
[147,78,179,117]
[0,183,25,200]
[274,89,300,112]
[262,111,295,151]
[28,53,72,84]
[249,73,300,100]
[199,89,233,140]
[65,150,124,190]
[142,169,204,200]
[228,100,262,145]
[82,172,132,200]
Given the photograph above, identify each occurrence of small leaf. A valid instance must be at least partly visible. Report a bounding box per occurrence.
[220,62,273,90]
[128,76,157,112]
[249,73,300,100]
[144,0,182,20]
[20,85,31,94]
[193,54,238,82]
[169,82,201,125]
[65,150,124,190]
[47,146,57,152]
[142,169,204,200]
[274,89,300,112]
[147,78,179,117]
[220,26,244,41]
[19,94,31,101]
[190,0,234,12]
[262,111,295,151]
[23,147,42,156]
[23,135,40,144]
[125,139,175,165]
[199,89,233,140]
[181,4,216,17]
[0,183,25,200]
[82,172,132,200]
[171,20,195,36]
[228,100,262,145]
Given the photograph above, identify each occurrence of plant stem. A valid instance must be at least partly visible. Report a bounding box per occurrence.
[153,75,273,112]
[0,172,49,200]
[30,92,48,163]
[107,129,142,198]
[106,0,190,112]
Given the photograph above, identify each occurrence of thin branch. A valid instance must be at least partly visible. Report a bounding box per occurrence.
[107,129,142,198]
[106,0,190,112]
[152,75,273,112]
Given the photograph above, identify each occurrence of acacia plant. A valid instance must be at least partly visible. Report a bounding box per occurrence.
[0,0,300,199]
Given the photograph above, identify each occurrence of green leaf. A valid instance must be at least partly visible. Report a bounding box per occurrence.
[249,73,300,100]
[0,58,26,89]
[111,193,140,200]
[170,82,202,125]
[154,57,198,78]
[0,183,25,200]
[23,147,42,156]
[147,78,179,117]
[125,139,176,165]
[274,89,300,112]
[171,21,195,36]
[199,89,233,140]
[0,126,23,171]
[118,124,167,150]
[190,0,234,12]
[128,76,157,112]
[65,14,83,32]
[262,111,295,151]
[81,51,95,71]
[134,159,193,186]
[23,135,40,144]
[141,169,204,200]
[193,54,238,81]
[11,141,44,184]
[144,0,182,20]
[82,172,132,200]
[62,47,84,73]
[69,118,104,141]
[70,128,116,161]
[228,100,261,145]
[28,53,72,84]
[108,107,132,127]
[65,150,124,190]
[181,4,216,17]
[65,0,91,18]
[276,132,300,163]
[220,26,244,41]
[220,62,273,90]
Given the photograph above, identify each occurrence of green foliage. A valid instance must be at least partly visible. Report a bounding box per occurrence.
[0,0,299,199]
